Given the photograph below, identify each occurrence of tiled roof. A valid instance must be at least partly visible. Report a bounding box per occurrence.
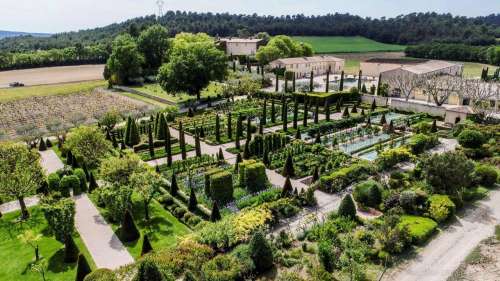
[219,38,262,43]
[400,60,461,75]
[270,55,344,65]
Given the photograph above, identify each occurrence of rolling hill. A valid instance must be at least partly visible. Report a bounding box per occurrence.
[0,30,51,39]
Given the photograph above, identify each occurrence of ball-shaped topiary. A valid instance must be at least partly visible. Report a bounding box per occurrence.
[338,194,356,219]
[457,129,485,149]
[60,175,80,197]
[249,230,273,273]
[474,165,498,187]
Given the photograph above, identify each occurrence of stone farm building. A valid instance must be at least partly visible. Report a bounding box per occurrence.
[269,56,345,78]
[218,38,263,56]
[360,58,463,78]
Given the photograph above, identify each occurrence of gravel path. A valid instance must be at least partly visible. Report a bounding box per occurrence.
[39,150,65,175]
[0,195,40,214]
[74,194,134,269]
[384,189,500,281]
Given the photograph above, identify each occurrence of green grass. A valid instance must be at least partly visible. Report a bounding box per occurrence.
[344,59,361,75]
[0,207,96,281]
[293,36,405,54]
[130,82,222,104]
[0,80,106,102]
[118,91,171,108]
[461,62,499,78]
[91,192,191,259]
[398,215,438,244]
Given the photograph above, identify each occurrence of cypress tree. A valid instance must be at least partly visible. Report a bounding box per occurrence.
[284,75,288,93]
[124,116,132,146]
[66,150,73,166]
[281,177,293,197]
[295,128,301,140]
[380,113,387,125]
[165,125,172,166]
[195,134,201,157]
[130,120,140,146]
[121,210,140,242]
[134,260,163,281]
[46,138,53,148]
[314,100,319,124]
[232,60,236,72]
[358,69,363,90]
[338,194,356,219]
[215,114,221,143]
[281,97,286,122]
[376,74,382,96]
[243,142,250,159]
[293,98,298,129]
[188,188,198,211]
[170,173,178,196]
[431,119,437,133]
[262,99,267,125]
[325,98,330,121]
[210,202,221,222]
[263,149,270,166]
[342,107,350,118]
[141,234,153,256]
[156,114,167,140]
[283,154,295,178]
[292,74,296,92]
[38,138,47,151]
[227,113,232,139]
[303,98,308,127]
[366,116,371,126]
[361,108,365,116]
[249,231,274,273]
[315,132,321,144]
[235,114,242,149]
[179,122,186,160]
[362,83,367,93]
[275,72,279,92]
[282,99,288,132]
[259,116,264,135]
[312,166,319,182]
[351,103,358,113]
[148,124,154,158]
[218,148,224,161]
[64,236,79,263]
[246,117,252,143]
[309,70,314,92]
[75,254,91,281]
[336,98,342,112]
[371,99,377,111]
[88,172,98,192]
[339,70,345,91]
[325,66,330,92]
[388,120,394,133]
[271,99,276,123]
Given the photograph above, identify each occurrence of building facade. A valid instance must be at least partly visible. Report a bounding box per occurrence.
[269,56,345,78]
[218,38,263,56]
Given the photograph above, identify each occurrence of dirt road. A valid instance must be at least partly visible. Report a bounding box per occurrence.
[384,189,500,281]
[0,64,104,88]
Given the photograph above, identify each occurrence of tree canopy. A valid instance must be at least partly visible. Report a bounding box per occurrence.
[256,35,313,65]
[106,34,144,85]
[137,24,170,74]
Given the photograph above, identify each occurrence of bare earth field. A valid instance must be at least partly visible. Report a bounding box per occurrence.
[0,64,105,88]
[0,89,155,140]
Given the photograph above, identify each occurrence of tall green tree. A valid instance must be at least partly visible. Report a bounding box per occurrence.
[164,124,172,166]
[130,170,162,221]
[65,126,112,169]
[339,70,345,91]
[235,114,242,149]
[106,34,144,85]
[227,113,232,139]
[293,97,298,129]
[179,122,186,160]
[215,114,221,143]
[148,124,154,158]
[137,24,170,73]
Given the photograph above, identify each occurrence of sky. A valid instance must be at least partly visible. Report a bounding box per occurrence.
[1,0,499,33]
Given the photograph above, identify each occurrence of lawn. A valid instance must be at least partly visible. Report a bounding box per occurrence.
[461,62,499,78]
[118,91,171,108]
[0,207,96,281]
[130,82,222,104]
[91,191,191,259]
[293,36,405,54]
[0,80,106,102]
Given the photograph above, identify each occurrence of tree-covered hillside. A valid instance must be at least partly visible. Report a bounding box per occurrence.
[1,12,498,52]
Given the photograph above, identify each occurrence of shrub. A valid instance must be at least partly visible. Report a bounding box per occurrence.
[458,129,485,149]
[320,162,375,192]
[73,168,87,194]
[318,239,335,272]
[245,162,268,192]
[209,171,234,204]
[76,254,91,281]
[474,165,498,187]
[47,173,60,192]
[376,147,411,170]
[83,269,117,281]
[202,254,243,281]
[121,210,140,242]
[59,175,80,197]
[399,190,417,213]
[427,195,455,223]
[398,215,437,244]
[411,121,432,134]
[204,168,223,195]
[249,230,274,273]
[134,259,166,281]
[408,133,439,154]
[353,180,382,208]
[337,194,356,219]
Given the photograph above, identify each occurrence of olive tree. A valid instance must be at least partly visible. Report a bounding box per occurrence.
[130,169,162,221]
[65,126,111,169]
[99,152,146,186]
[0,142,44,219]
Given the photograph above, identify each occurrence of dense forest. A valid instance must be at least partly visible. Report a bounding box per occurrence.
[1,11,499,52]
[406,43,500,65]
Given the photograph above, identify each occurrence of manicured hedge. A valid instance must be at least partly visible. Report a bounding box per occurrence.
[376,147,412,170]
[408,133,439,154]
[320,162,375,193]
[457,129,485,149]
[59,175,80,197]
[244,162,268,193]
[239,160,257,186]
[474,164,498,187]
[427,195,455,223]
[398,215,437,244]
[353,180,382,208]
[209,171,234,205]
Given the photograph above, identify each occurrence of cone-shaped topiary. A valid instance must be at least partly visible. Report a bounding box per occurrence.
[124,116,132,146]
[39,138,47,151]
[195,134,201,157]
[215,114,221,143]
[339,71,344,91]
[380,113,387,125]
[218,148,224,161]
[361,108,365,116]
[295,128,301,140]
[235,115,242,149]
[371,99,376,111]
[46,138,53,148]
[129,119,140,146]
[156,114,167,140]
[210,202,221,222]
[66,150,74,166]
[121,210,140,242]
[312,166,319,182]
[342,107,350,118]
[338,194,356,219]
[64,236,79,263]
[263,149,270,167]
[281,177,293,197]
[170,173,178,196]
[165,126,172,166]
[388,120,394,133]
[282,154,295,178]
[140,234,153,256]
[134,260,163,281]
[188,188,198,211]
[75,254,91,281]
[249,230,274,273]
[351,104,358,113]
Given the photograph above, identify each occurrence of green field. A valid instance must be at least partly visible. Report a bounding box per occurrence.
[0,80,106,102]
[293,36,406,53]
[461,62,499,78]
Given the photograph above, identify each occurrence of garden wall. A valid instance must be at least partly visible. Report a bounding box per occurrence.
[361,94,389,106]
[389,98,446,117]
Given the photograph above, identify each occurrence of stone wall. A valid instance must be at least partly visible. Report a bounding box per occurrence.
[390,98,446,117]
[361,94,389,107]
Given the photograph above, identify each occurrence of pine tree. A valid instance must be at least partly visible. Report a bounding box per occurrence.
[312,166,319,182]
[88,172,98,192]
[281,177,293,197]
[227,113,232,139]
[210,202,221,222]
[271,99,276,123]
[431,119,437,133]
[295,128,301,140]
[235,114,242,149]
[188,188,198,211]
[148,124,154,158]
[121,210,140,242]
[64,236,79,263]
[283,154,295,177]
[371,99,377,111]
[325,99,330,122]
[195,134,201,157]
[179,122,186,160]
[215,114,221,143]
[293,98,298,129]
[315,132,321,144]
[249,231,274,273]
[134,260,163,281]
[141,234,153,256]
[38,138,47,151]
[342,107,350,118]
[75,254,91,281]
[339,70,345,91]
[170,173,178,196]
[338,194,356,219]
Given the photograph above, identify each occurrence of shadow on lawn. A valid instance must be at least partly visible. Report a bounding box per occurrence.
[47,248,76,273]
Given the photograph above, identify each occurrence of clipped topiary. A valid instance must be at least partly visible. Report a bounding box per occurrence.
[249,230,273,273]
[170,173,178,196]
[282,154,295,178]
[83,269,117,281]
[188,188,198,211]
[342,107,350,118]
[474,164,498,187]
[75,254,91,281]
[64,236,79,263]
[209,171,234,204]
[60,175,80,197]
[458,129,485,149]
[47,173,61,193]
[73,168,88,194]
[39,138,47,151]
[121,210,140,242]
[210,202,221,222]
[281,177,293,197]
[141,234,153,256]
[338,194,356,219]
[245,162,267,192]
[133,260,164,281]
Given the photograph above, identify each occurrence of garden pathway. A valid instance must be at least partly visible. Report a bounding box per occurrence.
[74,194,134,269]
[383,188,500,281]
[0,195,40,214]
[39,149,65,174]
